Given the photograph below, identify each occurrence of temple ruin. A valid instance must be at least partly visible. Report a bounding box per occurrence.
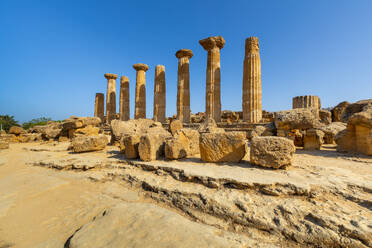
[293,95,321,109]
[96,36,269,125]
[104,73,118,124]
[94,93,104,122]
[176,49,193,123]
[133,63,149,119]
[119,76,130,121]
[153,65,166,123]
[199,36,225,122]
[242,37,262,123]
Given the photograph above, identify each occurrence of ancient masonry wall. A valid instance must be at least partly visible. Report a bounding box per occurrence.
[292,95,321,109]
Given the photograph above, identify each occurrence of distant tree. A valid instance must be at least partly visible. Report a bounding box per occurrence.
[0,115,19,132]
[22,117,52,130]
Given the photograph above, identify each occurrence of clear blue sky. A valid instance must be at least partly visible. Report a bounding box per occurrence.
[1,0,371,122]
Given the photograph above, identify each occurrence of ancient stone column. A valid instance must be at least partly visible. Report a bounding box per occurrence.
[153,65,166,123]
[104,73,118,124]
[242,37,262,123]
[292,95,321,109]
[94,93,105,122]
[176,49,193,123]
[199,36,225,122]
[133,63,149,119]
[119,76,130,121]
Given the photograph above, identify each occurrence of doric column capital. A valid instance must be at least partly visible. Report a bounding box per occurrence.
[120,76,129,82]
[133,63,149,72]
[245,37,259,53]
[104,73,118,80]
[175,49,193,59]
[199,36,225,51]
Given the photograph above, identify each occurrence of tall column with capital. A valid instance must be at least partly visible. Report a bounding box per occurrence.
[133,63,149,119]
[104,73,118,124]
[176,49,193,123]
[94,93,104,122]
[153,65,166,123]
[242,37,262,123]
[199,36,225,122]
[119,76,130,121]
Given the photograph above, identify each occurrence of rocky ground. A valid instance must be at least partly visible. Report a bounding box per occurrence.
[0,142,371,248]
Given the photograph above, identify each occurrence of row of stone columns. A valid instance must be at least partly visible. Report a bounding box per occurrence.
[95,36,263,124]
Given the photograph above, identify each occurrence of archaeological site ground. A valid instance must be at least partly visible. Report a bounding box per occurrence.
[1,1,371,248]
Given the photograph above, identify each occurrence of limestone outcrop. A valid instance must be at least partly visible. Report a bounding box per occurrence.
[303,129,324,150]
[199,131,246,162]
[250,136,296,169]
[71,134,108,153]
[336,103,372,155]
[242,37,262,123]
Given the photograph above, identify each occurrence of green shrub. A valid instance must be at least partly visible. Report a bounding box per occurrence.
[22,117,52,130]
[0,115,19,133]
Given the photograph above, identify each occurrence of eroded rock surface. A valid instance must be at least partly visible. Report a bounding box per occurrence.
[336,103,372,155]
[71,135,108,153]
[200,131,246,162]
[2,142,372,248]
[250,136,296,169]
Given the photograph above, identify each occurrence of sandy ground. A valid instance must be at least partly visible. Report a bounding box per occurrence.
[0,142,371,248]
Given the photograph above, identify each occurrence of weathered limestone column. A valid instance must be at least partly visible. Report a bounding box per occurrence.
[153,65,166,123]
[94,93,104,122]
[199,36,225,122]
[104,73,118,124]
[119,76,130,121]
[292,95,321,109]
[133,63,149,119]
[176,49,193,123]
[242,37,262,123]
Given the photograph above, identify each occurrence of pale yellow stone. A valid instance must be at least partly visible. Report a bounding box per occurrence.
[242,37,262,123]
[119,76,130,121]
[292,95,321,109]
[176,49,193,123]
[199,36,225,123]
[153,65,166,123]
[104,73,118,124]
[94,93,104,122]
[133,63,149,119]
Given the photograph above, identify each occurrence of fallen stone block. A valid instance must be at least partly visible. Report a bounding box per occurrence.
[199,131,246,163]
[250,136,296,169]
